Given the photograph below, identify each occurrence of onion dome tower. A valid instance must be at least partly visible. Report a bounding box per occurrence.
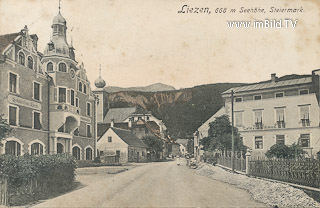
[94,65,106,89]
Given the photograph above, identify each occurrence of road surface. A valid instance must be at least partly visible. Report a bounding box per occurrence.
[33,160,266,207]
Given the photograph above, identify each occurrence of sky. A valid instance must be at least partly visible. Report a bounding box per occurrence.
[0,0,320,89]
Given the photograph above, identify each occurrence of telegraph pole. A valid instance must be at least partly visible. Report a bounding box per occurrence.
[231,90,235,172]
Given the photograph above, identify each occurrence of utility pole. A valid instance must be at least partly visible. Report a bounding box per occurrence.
[231,90,235,172]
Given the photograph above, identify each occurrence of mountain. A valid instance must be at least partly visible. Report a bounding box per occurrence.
[104,83,176,93]
[106,82,245,137]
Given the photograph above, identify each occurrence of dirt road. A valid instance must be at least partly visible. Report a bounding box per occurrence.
[33,161,266,207]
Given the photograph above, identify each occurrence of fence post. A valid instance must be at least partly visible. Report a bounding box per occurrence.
[245,150,251,175]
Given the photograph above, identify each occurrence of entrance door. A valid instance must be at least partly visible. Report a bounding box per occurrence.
[115,150,120,163]
[57,143,64,154]
[137,152,140,162]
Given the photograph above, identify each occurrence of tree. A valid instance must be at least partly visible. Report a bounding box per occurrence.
[142,135,164,155]
[200,115,246,153]
[187,138,194,154]
[0,115,11,141]
[266,143,305,159]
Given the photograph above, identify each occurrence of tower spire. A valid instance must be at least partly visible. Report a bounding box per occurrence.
[59,0,61,13]
[99,64,102,77]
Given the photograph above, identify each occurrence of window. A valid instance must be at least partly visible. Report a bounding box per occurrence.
[87,103,91,116]
[87,125,92,138]
[76,98,79,107]
[275,92,284,98]
[108,136,112,142]
[86,148,93,160]
[33,111,41,130]
[84,85,87,94]
[33,82,41,101]
[58,63,67,72]
[9,106,18,126]
[5,141,21,156]
[299,89,309,95]
[58,88,66,103]
[254,95,262,100]
[27,56,33,69]
[255,136,263,149]
[254,110,263,129]
[234,111,243,127]
[78,82,83,92]
[31,143,44,155]
[9,73,18,93]
[276,135,285,145]
[72,146,81,160]
[275,108,285,128]
[235,97,243,102]
[300,134,310,147]
[299,105,310,127]
[47,62,53,72]
[57,143,64,154]
[18,52,25,65]
[71,90,75,106]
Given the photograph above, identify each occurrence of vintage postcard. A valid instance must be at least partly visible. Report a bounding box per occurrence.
[0,0,320,207]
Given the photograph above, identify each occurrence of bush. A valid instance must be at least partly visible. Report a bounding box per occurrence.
[266,143,305,159]
[0,153,77,206]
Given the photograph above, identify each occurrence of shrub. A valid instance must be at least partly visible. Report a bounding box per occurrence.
[266,143,305,159]
[0,153,77,206]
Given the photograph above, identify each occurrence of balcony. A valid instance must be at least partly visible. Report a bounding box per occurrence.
[300,119,311,127]
[276,121,286,128]
[50,103,81,115]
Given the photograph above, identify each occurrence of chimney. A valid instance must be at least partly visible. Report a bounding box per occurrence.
[271,73,277,83]
[111,119,114,128]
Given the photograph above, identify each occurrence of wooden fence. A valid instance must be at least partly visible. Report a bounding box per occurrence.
[215,151,246,172]
[249,158,320,188]
[0,179,8,206]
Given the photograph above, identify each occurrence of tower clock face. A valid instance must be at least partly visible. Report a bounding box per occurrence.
[70,69,75,78]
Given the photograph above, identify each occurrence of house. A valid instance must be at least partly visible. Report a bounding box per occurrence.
[97,127,148,163]
[222,72,320,157]
[193,107,226,161]
[176,139,188,156]
[0,10,96,160]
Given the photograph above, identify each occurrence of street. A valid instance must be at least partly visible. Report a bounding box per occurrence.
[33,160,266,207]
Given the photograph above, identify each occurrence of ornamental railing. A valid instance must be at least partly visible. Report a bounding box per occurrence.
[50,103,81,115]
[215,151,246,172]
[249,158,320,188]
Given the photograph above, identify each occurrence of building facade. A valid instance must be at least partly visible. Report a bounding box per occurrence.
[222,72,320,157]
[0,11,96,160]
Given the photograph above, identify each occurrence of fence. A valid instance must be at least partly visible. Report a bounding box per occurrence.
[204,151,246,172]
[0,179,7,206]
[249,158,320,188]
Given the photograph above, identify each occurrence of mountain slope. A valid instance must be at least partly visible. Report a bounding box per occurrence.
[104,83,175,93]
[106,83,245,137]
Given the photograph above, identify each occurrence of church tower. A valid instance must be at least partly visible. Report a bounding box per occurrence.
[93,65,108,123]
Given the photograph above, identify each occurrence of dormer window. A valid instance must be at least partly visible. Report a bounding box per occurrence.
[18,52,25,66]
[48,43,54,51]
[58,63,67,72]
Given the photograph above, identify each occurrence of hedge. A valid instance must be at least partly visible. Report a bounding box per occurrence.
[0,153,77,206]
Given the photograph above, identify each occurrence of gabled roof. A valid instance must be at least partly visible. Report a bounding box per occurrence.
[0,32,20,54]
[111,127,147,148]
[222,77,312,95]
[104,107,137,123]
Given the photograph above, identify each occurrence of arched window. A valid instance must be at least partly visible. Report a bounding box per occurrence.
[72,146,81,160]
[47,62,53,72]
[84,84,87,94]
[86,148,93,160]
[5,141,21,156]
[19,52,25,66]
[78,82,83,92]
[27,56,33,69]
[57,143,64,154]
[58,62,67,72]
[31,143,44,155]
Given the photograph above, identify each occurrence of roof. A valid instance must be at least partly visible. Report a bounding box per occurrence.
[104,107,137,123]
[111,127,147,148]
[176,139,188,145]
[222,77,312,95]
[0,32,20,54]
